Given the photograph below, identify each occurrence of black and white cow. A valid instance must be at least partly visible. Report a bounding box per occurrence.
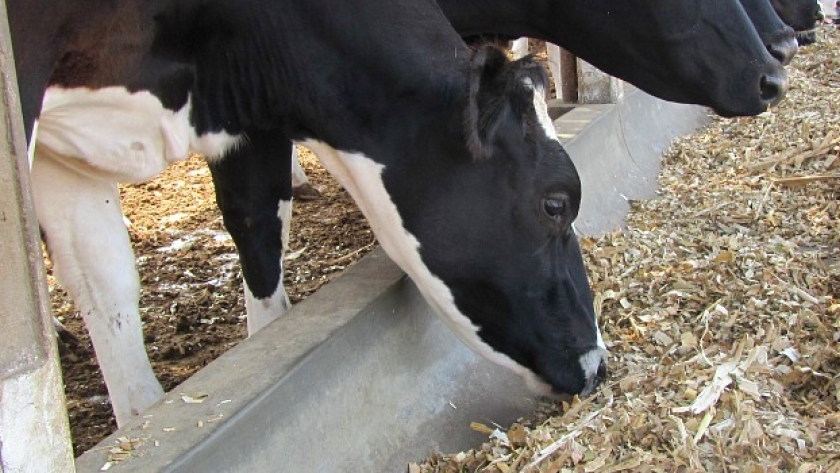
[16,0,610,425]
[444,0,791,114]
[10,0,789,426]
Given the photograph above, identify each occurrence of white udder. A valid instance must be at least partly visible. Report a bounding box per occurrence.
[37,87,242,183]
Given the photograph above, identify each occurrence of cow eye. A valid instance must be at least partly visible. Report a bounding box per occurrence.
[542,193,569,222]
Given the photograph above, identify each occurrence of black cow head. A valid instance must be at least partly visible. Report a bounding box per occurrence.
[770,0,823,45]
[771,0,822,33]
[594,0,789,117]
[441,0,789,117]
[741,0,800,65]
[349,46,608,396]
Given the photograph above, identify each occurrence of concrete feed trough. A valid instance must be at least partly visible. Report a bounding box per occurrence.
[76,86,709,472]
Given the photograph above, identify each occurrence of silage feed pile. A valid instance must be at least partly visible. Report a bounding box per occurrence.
[412,27,839,473]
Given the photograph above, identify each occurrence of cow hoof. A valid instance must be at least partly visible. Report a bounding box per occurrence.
[293,183,321,201]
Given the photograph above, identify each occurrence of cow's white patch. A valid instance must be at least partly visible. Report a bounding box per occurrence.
[32,85,245,425]
[38,86,188,182]
[302,139,552,395]
[37,87,242,183]
[278,199,292,254]
[243,198,293,335]
[191,119,244,163]
[526,82,560,142]
[244,280,291,336]
[290,145,310,189]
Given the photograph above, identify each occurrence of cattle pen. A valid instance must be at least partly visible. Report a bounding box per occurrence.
[2,22,837,473]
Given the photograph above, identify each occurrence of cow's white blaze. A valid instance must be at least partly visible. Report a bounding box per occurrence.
[302,139,553,395]
[244,198,293,335]
[529,81,608,362]
[28,119,38,168]
[528,81,559,140]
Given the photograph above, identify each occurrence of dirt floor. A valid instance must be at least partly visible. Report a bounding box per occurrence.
[50,147,375,456]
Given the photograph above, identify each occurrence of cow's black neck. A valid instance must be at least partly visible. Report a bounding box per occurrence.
[150,0,472,143]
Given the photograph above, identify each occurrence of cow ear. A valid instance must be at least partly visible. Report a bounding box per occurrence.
[465,45,512,161]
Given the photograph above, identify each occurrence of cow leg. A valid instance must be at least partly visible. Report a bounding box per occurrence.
[291,145,321,201]
[31,146,163,427]
[207,131,293,336]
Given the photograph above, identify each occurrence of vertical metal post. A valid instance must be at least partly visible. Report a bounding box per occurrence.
[576,59,623,105]
[558,48,578,103]
[577,59,613,104]
[544,43,562,100]
[0,0,75,471]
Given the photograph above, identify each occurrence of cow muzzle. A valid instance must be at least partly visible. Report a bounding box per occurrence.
[578,347,608,396]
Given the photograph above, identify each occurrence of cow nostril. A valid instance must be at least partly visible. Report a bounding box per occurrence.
[596,359,607,382]
[768,45,786,65]
[767,37,798,66]
[768,44,792,65]
[577,349,608,396]
[759,73,786,105]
